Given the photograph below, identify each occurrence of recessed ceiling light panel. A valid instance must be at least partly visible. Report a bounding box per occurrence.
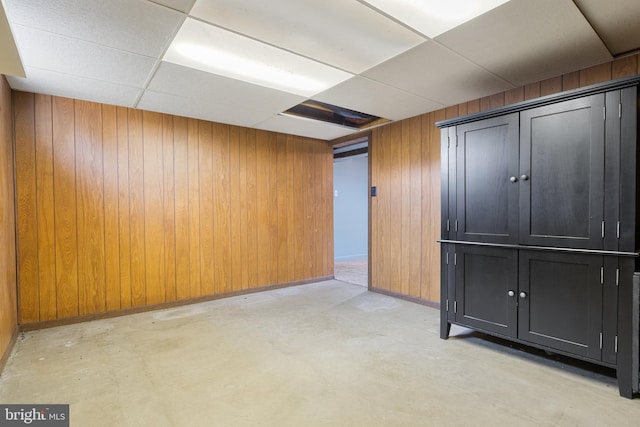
[163,18,353,97]
[361,0,511,38]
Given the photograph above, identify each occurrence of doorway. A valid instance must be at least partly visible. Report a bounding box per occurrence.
[333,139,368,288]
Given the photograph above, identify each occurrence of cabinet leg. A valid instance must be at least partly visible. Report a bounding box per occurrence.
[618,380,633,399]
[615,269,639,399]
[441,321,451,340]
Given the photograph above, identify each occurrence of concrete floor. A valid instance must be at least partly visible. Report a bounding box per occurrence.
[1,280,639,426]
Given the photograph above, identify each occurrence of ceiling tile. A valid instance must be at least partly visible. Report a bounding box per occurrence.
[5,0,184,57]
[0,0,24,77]
[314,76,445,121]
[138,90,274,127]
[147,62,305,113]
[363,41,514,106]
[436,0,613,86]
[574,0,640,56]
[148,0,196,13]
[189,0,425,73]
[7,67,142,107]
[164,18,352,97]
[360,0,510,38]
[254,115,355,140]
[14,25,157,87]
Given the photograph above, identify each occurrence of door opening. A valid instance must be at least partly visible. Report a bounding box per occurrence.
[333,139,368,288]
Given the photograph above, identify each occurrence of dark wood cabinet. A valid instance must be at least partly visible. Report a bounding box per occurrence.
[518,251,602,359]
[455,245,517,337]
[519,95,605,249]
[456,114,519,244]
[438,76,640,399]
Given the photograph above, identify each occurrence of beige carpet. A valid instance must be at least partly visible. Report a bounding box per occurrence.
[334,258,368,287]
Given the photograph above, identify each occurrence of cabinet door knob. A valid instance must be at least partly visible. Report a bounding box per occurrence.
[509,176,518,183]
[520,174,529,181]
[519,291,527,299]
[507,290,515,297]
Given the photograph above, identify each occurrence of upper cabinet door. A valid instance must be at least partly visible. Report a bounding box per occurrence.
[519,95,605,249]
[456,113,519,244]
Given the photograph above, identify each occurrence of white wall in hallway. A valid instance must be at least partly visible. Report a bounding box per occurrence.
[334,154,368,261]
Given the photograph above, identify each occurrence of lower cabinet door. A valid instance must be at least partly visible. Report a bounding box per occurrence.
[518,251,602,360]
[455,245,518,338]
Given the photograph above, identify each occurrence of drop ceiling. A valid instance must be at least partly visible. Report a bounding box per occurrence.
[1,0,639,140]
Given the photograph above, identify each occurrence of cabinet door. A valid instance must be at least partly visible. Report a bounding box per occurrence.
[456,114,519,244]
[518,251,602,360]
[455,245,518,338]
[519,95,605,249]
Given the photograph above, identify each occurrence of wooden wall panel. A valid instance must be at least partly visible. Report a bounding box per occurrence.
[127,109,146,307]
[400,121,411,296]
[480,93,505,111]
[13,91,334,324]
[103,105,120,311]
[229,126,242,290]
[75,100,106,315]
[14,92,39,323]
[320,142,328,275]
[187,118,201,298]
[238,128,250,289]
[52,97,78,318]
[310,140,320,279]
[162,114,176,302]
[142,111,165,305]
[276,134,289,283]
[372,125,391,291]
[255,131,270,287]
[116,107,131,309]
[0,76,17,361]
[407,117,422,298]
[245,130,258,289]
[388,122,402,294]
[198,120,215,296]
[212,123,231,293]
[612,56,638,79]
[266,132,279,285]
[524,82,541,100]
[285,136,296,281]
[580,63,612,87]
[293,138,305,281]
[427,110,444,302]
[369,56,640,305]
[173,116,190,300]
[504,87,524,105]
[562,71,580,91]
[540,77,562,97]
[420,113,434,301]
[34,95,56,321]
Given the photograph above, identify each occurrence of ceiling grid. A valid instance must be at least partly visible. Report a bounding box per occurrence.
[1,0,637,139]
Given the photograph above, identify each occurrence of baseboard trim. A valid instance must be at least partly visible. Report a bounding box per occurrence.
[0,326,19,377]
[370,287,440,309]
[20,276,334,332]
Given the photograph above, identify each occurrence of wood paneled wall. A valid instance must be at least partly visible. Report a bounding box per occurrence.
[370,115,441,302]
[370,54,640,304]
[0,76,18,364]
[13,92,333,325]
